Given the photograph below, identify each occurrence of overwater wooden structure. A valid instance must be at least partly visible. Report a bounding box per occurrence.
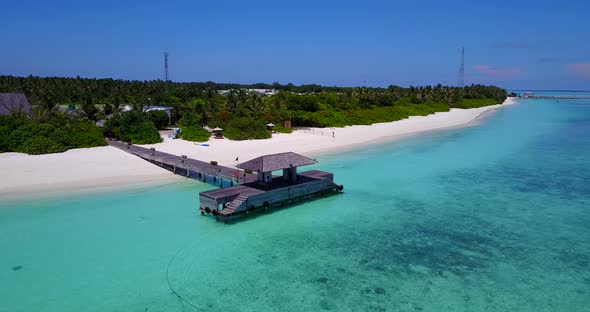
[109,140,256,186]
[109,141,343,222]
[200,152,342,222]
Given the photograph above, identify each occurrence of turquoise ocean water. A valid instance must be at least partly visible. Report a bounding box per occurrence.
[1,95,589,311]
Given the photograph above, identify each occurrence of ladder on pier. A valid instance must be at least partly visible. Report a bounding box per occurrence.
[218,195,248,216]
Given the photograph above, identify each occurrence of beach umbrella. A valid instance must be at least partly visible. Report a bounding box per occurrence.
[212,127,223,131]
[266,123,275,127]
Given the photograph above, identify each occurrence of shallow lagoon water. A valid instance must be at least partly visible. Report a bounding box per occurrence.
[1,97,589,311]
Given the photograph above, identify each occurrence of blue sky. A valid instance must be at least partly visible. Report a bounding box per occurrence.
[1,0,589,89]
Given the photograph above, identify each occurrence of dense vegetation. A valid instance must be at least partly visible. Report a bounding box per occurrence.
[214,117,271,140]
[0,75,508,144]
[146,110,170,130]
[103,111,162,144]
[178,126,210,142]
[176,112,209,142]
[0,114,106,155]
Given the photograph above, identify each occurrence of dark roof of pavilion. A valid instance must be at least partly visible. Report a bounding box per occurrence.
[0,93,31,116]
[237,152,317,172]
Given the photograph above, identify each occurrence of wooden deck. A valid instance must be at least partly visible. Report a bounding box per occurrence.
[199,170,342,222]
[109,140,343,223]
[108,140,257,185]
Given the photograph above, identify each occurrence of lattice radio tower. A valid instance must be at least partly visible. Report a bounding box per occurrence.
[458,46,464,87]
[164,52,169,81]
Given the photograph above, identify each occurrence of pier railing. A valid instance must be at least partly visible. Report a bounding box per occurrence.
[108,140,257,186]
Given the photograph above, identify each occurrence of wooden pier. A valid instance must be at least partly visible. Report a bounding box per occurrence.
[519,95,590,100]
[200,152,343,222]
[109,141,343,223]
[108,140,257,186]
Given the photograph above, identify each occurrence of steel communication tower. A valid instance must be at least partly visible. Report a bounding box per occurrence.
[458,47,464,87]
[164,52,169,81]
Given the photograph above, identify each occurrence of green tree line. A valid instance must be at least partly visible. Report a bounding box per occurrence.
[1,75,508,152]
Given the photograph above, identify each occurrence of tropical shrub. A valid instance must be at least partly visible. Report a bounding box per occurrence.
[179,125,210,142]
[0,114,28,131]
[125,121,162,144]
[17,136,67,155]
[0,115,28,152]
[66,122,107,148]
[289,102,451,128]
[453,98,499,109]
[146,110,170,129]
[274,124,293,133]
[223,117,271,140]
[178,112,202,127]
[0,126,10,152]
[0,116,106,154]
[9,122,69,151]
[103,111,162,144]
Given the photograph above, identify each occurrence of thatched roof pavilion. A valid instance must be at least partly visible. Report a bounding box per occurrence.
[266,122,275,131]
[237,152,316,172]
[237,152,316,185]
[212,127,223,139]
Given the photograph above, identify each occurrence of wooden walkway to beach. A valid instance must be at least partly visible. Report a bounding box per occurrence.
[109,140,343,223]
[108,140,257,185]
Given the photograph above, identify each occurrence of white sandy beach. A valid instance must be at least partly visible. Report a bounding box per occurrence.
[0,98,517,200]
